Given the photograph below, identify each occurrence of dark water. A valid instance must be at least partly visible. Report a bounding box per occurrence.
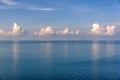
[0,41,120,80]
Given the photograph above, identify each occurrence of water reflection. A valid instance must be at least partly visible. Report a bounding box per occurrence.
[92,42,99,60]
[0,46,2,58]
[12,42,19,74]
[40,43,52,63]
[106,43,115,58]
[44,43,52,60]
[63,43,68,60]
[39,43,52,75]
[13,42,19,63]
[91,42,100,79]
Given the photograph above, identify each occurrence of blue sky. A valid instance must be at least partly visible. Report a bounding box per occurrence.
[0,0,120,40]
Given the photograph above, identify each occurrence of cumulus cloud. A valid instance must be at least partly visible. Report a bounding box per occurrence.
[8,23,27,36]
[75,29,80,35]
[34,26,54,36]
[0,29,4,34]
[0,23,27,37]
[90,23,116,36]
[56,28,71,35]
[0,29,6,36]
[56,28,80,35]
[106,25,116,36]
[0,0,19,5]
[90,23,104,35]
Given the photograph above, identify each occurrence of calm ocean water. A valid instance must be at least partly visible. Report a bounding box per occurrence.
[0,41,120,80]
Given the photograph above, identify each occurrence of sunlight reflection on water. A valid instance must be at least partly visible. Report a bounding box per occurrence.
[92,41,99,60]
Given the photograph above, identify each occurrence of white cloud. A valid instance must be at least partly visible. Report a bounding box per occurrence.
[28,7,55,11]
[0,29,4,34]
[0,0,56,11]
[106,25,116,36]
[8,23,27,36]
[56,28,68,35]
[90,23,104,35]
[90,23,116,36]
[75,29,80,35]
[0,29,6,36]
[35,26,54,36]
[0,0,19,5]
[56,28,80,35]
[0,23,27,37]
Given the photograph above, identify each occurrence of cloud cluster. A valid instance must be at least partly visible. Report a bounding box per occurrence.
[34,27,80,36]
[34,26,54,36]
[106,25,116,36]
[0,29,6,36]
[56,28,80,35]
[0,23,27,36]
[8,23,27,36]
[90,23,104,35]
[90,23,116,36]
[0,22,117,38]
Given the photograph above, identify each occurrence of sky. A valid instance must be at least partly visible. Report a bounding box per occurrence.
[0,0,120,40]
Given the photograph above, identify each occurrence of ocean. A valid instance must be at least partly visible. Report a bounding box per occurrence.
[0,41,120,80]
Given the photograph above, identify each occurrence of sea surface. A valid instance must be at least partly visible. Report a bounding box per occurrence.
[0,41,120,80]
